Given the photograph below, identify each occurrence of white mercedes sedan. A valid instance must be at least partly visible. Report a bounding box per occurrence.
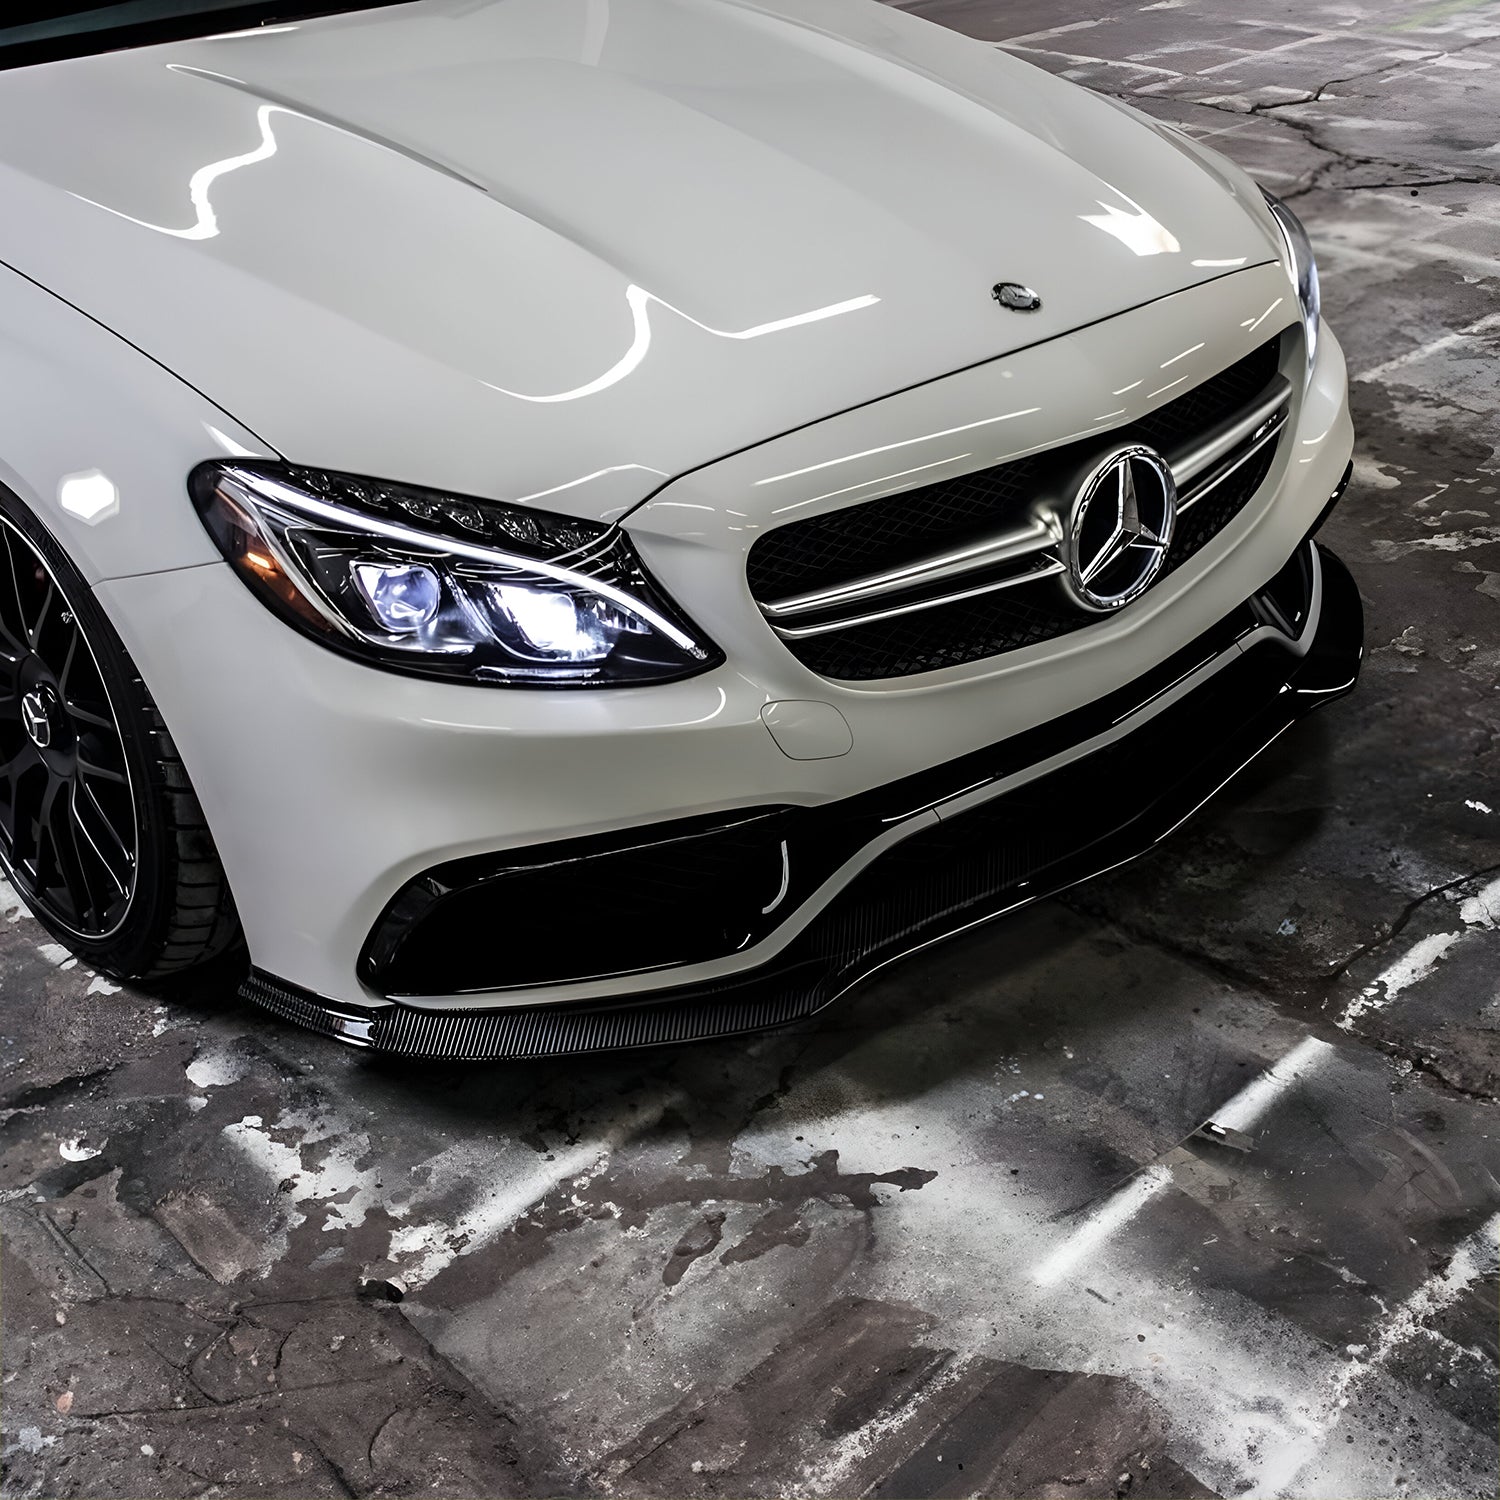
[0,0,1357,1058]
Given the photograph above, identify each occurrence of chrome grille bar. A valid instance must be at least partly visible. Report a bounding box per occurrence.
[1170,377,1291,490]
[1175,402,1289,516]
[759,514,1058,621]
[759,374,1293,640]
[771,556,1066,641]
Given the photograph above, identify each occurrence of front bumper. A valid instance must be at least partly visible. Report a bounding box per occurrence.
[242,536,1362,1060]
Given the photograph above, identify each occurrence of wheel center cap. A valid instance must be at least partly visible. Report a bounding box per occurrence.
[21,689,54,750]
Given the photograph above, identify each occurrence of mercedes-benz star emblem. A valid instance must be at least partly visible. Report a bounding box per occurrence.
[20,690,51,750]
[1062,445,1177,613]
[992,282,1042,312]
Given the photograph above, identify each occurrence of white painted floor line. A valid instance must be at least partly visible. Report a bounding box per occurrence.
[1338,870,1500,1030]
[999,18,1107,47]
[390,1090,678,1291]
[391,1142,607,1289]
[1264,1212,1500,1497]
[1338,932,1462,1029]
[794,1355,969,1495]
[1357,311,1500,382]
[1032,1163,1173,1287]
[1458,871,1500,928]
[223,1114,385,1249]
[1002,43,1185,77]
[1032,1036,1333,1291]
[1206,1036,1336,1134]
[1194,31,1348,75]
[1332,1210,1500,1404]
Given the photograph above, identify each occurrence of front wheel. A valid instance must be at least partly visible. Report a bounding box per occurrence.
[0,487,240,978]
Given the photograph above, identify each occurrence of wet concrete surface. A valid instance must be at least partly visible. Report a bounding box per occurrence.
[4,1,1500,1496]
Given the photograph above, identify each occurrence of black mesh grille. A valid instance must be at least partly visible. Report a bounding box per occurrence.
[749,334,1286,681]
[1128,342,1282,454]
[1165,440,1278,577]
[786,580,1080,681]
[749,456,1049,603]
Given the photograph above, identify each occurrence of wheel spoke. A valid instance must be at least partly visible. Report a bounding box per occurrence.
[72,779,132,894]
[76,751,128,786]
[36,774,73,912]
[61,827,98,928]
[0,744,39,784]
[46,780,103,926]
[4,742,33,809]
[0,746,35,853]
[0,532,28,657]
[56,626,79,698]
[0,652,25,715]
[65,701,115,732]
[24,578,53,652]
[66,784,120,918]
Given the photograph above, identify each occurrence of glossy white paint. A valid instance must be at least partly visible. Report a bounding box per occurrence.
[761,701,855,761]
[0,0,1351,1012]
[0,264,270,583]
[0,0,1281,525]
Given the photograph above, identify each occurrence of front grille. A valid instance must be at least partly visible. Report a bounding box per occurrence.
[749,334,1287,681]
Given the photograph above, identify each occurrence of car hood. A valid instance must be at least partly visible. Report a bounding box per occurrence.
[0,0,1280,522]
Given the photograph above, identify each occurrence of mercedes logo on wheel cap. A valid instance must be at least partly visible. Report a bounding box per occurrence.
[20,690,52,750]
[1063,445,1177,613]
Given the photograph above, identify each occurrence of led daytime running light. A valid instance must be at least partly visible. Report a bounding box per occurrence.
[226,468,699,652]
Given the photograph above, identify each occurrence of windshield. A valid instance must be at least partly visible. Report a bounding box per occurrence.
[0,0,408,68]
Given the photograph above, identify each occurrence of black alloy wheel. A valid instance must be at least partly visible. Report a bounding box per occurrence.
[0,514,137,937]
[0,489,241,978]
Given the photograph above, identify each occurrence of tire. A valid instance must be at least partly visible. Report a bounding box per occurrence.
[0,484,241,979]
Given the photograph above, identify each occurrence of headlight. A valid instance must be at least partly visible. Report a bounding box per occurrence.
[1262,190,1321,372]
[190,462,721,687]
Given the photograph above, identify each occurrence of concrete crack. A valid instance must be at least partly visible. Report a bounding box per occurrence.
[287,1430,359,1498]
[1322,860,1500,984]
[1374,1043,1499,1106]
[366,1404,401,1468]
[79,1374,387,1422]
[1092,80,1500,200]
[1330,174,1493,192]
[31,1206,113,1297]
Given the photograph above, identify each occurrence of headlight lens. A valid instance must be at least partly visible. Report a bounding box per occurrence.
[1262,190,1321,371]
[190,462,721,687]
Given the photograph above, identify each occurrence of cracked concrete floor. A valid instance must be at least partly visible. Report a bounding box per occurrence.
[4,0,1500,1496]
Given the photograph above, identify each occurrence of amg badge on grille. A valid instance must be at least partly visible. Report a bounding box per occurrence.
[992,282,1042,312]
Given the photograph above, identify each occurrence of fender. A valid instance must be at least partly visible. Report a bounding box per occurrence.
[0,258,273,584]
